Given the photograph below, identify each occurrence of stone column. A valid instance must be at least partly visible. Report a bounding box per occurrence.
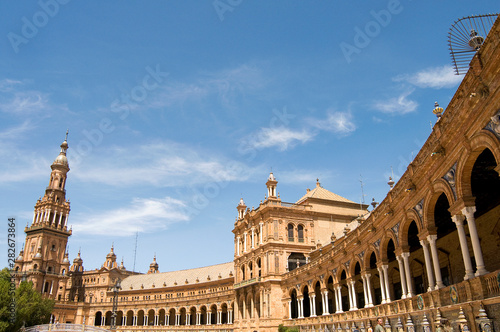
[402,252,414,297]
[364,273,374,306]
[288,300,292,319]
[382,264,391,302]
[310,294,316,317]
[236,236,240,256]
[298,296,304,318]
[165,314,169,326]
[361,275,369,307]
[377,266,387,303]
[427,234,445,289]
[451,215,475,280]
[396,256,408,299]
[419,239,436,290]
[349,280,358,310]
[259,222,263,244]
[251,228,255,249]
[244,232,247,252]
[322,290,329,315]
[335,286,343,313]
[462,206,489,276]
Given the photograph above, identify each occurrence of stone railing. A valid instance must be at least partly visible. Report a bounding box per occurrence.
[233,277,260,289]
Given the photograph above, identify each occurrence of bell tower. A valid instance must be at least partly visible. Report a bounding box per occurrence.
[15,132,72,298]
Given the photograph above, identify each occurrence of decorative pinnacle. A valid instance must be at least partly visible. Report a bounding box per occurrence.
[433,101,443,118]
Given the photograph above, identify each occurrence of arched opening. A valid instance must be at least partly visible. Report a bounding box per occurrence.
[302,287,311,317]
[116,311,123,326]
[298,225,304,242]
[168,309,175,326]
[434,193,455,285]
[147,309,155,325]
[189,307,196,325]
[290,289,298,318]
[255,292,261,318]
[126,310,133,326]
[288,224,294,242]
[221,303,228,324]
[354,262,364,308]
[241,265,245,281]
[340,270,349,311]
[408,221,424,294]
[94,312,102,326]
[179,307,186,325]
[200,306,207,325]
[369,251,382,305]
[158,309,165,325]
[104,311,115,326]
[210,305,217,324]
[471,149,500,216]
[137,310,144,326]
[248,261,253,279]
[257,258,262,277]
[314,281,322,315]
[288,253,306,271]
[327,276,334,314]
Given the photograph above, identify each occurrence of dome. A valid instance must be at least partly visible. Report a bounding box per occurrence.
[268,172,276,181]
[54,153,68,166]
[15,251,24,262]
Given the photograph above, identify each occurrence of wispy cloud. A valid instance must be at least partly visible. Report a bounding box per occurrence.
[373,88,418,115]
[72,141,254,187]
[310,111,356,135]
[394,65,463,89]
[0,79,63,115]
[72,196,189,236]
[279,169,332,185]
[246,127,314,151]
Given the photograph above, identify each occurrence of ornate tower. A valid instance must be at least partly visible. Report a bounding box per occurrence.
[15,133,72,299]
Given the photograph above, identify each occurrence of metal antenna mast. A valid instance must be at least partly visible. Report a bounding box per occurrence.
[359,175,366,208]
[133,231,138,272]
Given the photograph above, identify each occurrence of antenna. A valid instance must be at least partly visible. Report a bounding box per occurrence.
[133,231,138,273]
[359,175,366,207]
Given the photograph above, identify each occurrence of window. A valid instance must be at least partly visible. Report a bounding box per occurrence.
[287,224,294,242]
[298,225,304,243]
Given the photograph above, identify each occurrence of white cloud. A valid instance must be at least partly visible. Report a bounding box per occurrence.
[246,127,314,151]
[310,111,356,135]
[373,88,418,115]
[279,169,332,185]
[394,65,463,89]
[72,196,190,236]
[72,141,254,187]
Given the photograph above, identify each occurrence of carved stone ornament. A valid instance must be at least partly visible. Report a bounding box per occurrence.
[485,109,500,140]
[443,164,457,199]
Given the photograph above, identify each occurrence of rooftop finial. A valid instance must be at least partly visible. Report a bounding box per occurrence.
[65,129,69,142]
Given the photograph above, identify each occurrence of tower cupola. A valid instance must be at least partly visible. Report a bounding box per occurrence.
[266,172,278,199]
[237,198,247,219]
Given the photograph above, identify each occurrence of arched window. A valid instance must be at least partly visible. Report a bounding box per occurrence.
[287,224,294,242]
[297,225,304,243]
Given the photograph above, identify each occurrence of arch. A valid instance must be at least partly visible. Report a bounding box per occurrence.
[126,310,133,326]
[158,309,166,325]
[221,303,228,324]
[147,309,155,326]
[94,312,102,326]
[290,288,299,318]
[199,306,207,325]
[424,189,452,230]
[363,247,380,271]
[189,307,196,325]
[379,233,398,262]
[209,304,217,324]
[115,311,123,326]
[349,256,363,277]
[402,209,423,243]
[137,310,145,326]
[457,131,500,199]
[433,178,457,204]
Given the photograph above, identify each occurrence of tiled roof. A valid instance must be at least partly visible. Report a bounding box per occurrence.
[296,182,355,205]
[120,262,234,291]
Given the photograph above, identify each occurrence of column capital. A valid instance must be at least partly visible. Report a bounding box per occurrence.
[419,239,427,246]
[461,206,476,219]
[427,234,438,243]
[448,196,476,215]
[401,251,411,258]
[451,214,465,226]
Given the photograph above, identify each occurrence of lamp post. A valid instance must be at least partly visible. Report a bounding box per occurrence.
[111,279,121,331]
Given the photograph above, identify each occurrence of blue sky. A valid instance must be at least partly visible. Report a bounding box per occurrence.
[1,1,498,273]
